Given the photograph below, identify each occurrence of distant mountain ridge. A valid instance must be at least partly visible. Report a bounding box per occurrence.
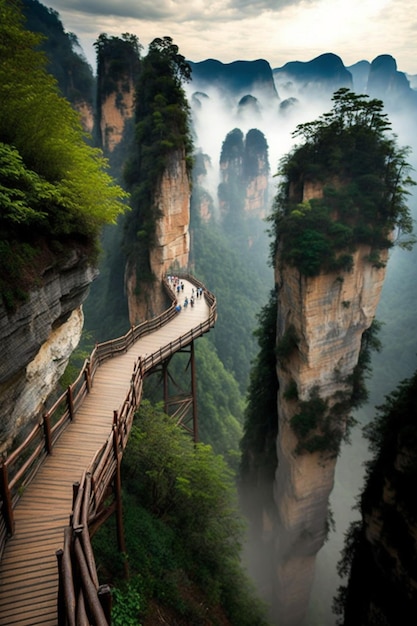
[188,52,417,116]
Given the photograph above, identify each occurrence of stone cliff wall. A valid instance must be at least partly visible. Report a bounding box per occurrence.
[272,246,388,625]
[74,100,94,135]
[99,80,135,153]
[125,149,191,324]
[244,160,269,217]
[0,254,97,454]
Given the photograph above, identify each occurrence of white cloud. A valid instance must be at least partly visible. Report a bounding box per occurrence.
[45,0,417,74]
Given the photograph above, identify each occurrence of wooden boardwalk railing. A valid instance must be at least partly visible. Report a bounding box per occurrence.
[0,274,216,625]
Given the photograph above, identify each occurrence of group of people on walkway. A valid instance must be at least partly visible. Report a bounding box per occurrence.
[167,275,204,313]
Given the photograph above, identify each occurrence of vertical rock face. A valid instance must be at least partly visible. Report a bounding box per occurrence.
[98,81,135,153]
[272,169,389,624]
[273,249,387,624]
[125,149,191,324]
[74,100,95,135]
[0,255,97,454]
[244,152,270,217]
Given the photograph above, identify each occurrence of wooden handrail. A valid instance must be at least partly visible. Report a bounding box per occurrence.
[0,274,216,621]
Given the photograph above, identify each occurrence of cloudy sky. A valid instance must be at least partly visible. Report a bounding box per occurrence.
[45,0,417,74]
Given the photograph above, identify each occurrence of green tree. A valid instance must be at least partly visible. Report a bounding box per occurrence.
[270,88,415,277]
[0,0,128,307]
[94,400,269,624]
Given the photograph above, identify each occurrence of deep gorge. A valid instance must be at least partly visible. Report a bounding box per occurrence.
[1,2,417,624]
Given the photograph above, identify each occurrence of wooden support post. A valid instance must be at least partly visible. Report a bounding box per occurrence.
[0,462,14,535]
[190,341,198,443]
[163,361,169,415]
[43,412,52,455]
[112,426,128,579]
[73,528,108,625]
[62,526,77,626]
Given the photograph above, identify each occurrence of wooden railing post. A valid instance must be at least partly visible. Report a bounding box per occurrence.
[43,412,52,455]
[112,425,128,579]
[72,481,80,511]
[56,548,66,626]
[85,360,92,393]
[0,461,15,535]
[67,385,74,420]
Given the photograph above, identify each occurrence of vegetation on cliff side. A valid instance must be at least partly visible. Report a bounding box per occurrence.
[239,289,279,517]
[93,32,142,162]
[94,32,142,100]
[334,369,417,625]
[123,36,193,284]
[0,0,128,309]
[270,88,415,277]
[93,401,269,626]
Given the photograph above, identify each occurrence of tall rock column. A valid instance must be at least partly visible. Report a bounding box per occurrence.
[272,247,388,625]
[242,88,414,626]
[125,148,191,324]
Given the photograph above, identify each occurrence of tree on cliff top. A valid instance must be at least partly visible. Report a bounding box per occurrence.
[0,0,128,309]
[123,36,193,283]
[270,88,415,277]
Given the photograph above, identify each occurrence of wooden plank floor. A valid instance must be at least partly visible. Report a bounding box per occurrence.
[0,280,211,625]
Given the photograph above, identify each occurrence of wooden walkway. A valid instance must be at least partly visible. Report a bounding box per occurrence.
[0,279,210,626]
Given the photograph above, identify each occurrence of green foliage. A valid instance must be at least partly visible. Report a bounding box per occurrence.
[291,388,342,456]
[0,0,128,308]
[190,216,271,392]
[270,88,415,277]
[94,33,142,100]
[349,319,382,408]
[283,379,299,400]
[276,323,299,360]
[195,340,245,461]
[94,401,269,625]
[240,290,279,516]
[111,583,143,626]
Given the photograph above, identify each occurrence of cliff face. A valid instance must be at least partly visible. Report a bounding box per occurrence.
[98,80,135,153]
[243,152,270,217]
[0,253,96,454]
[273,248,387,624]
[340,371,417,625]
[272,170,389,624]
[125,149,191,324]
[74,100,94,135]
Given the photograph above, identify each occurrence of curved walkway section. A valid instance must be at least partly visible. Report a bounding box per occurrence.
[0,277,215,626]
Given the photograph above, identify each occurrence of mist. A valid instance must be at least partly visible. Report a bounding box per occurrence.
[185,65,417,625]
